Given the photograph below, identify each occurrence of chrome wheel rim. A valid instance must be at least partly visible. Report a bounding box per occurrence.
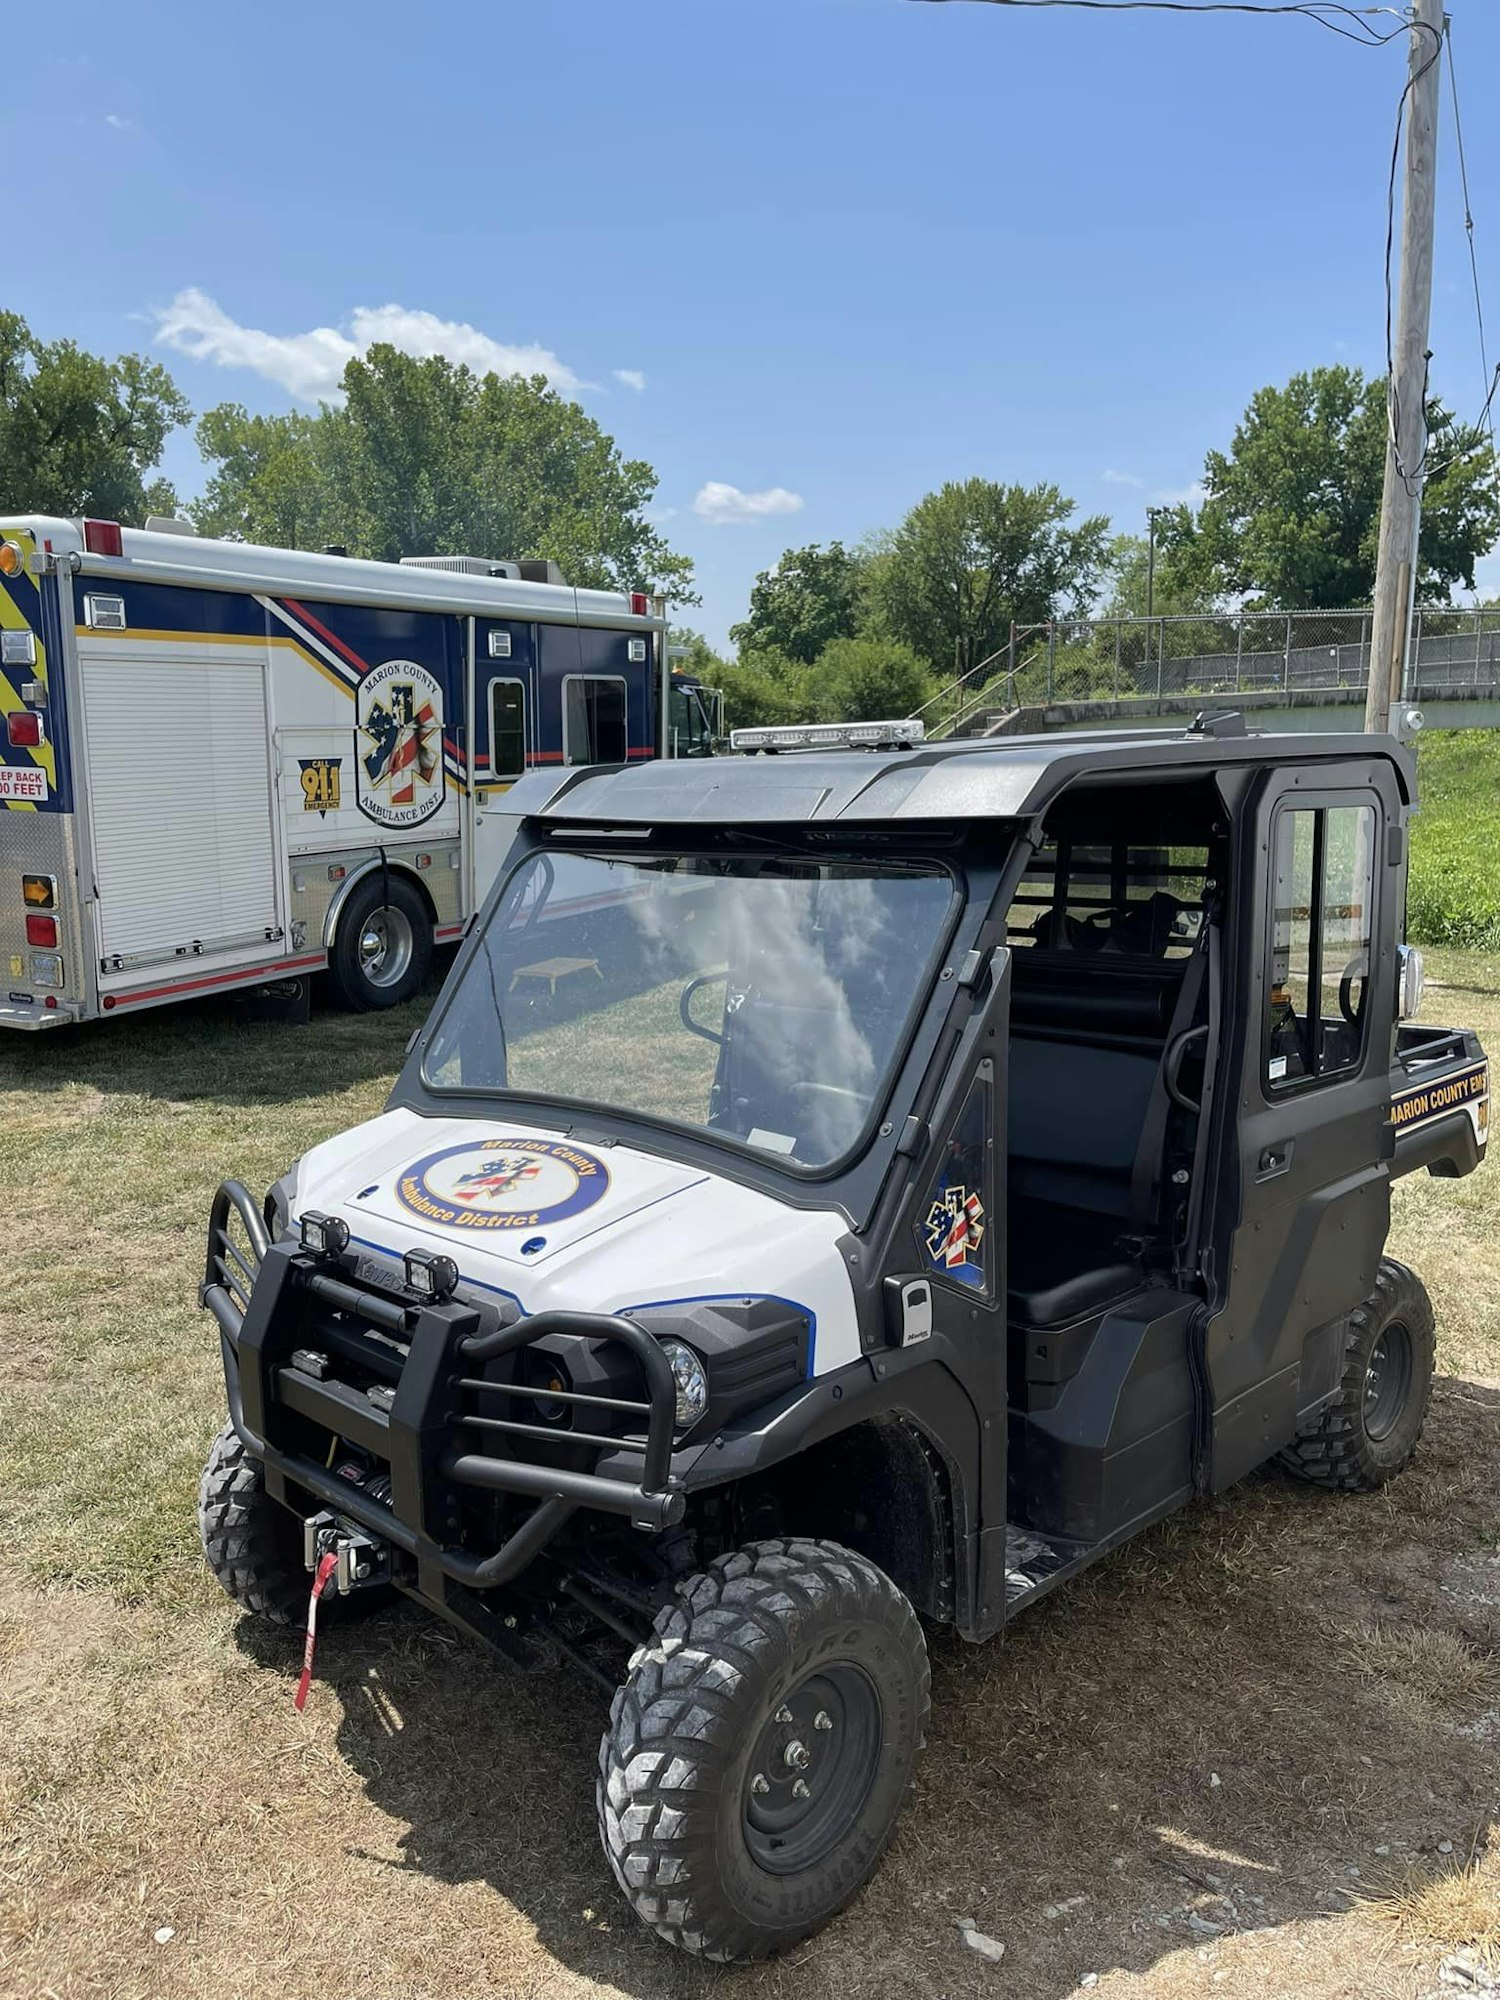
[358,907,414,990]
[1364,1322,1413,1443]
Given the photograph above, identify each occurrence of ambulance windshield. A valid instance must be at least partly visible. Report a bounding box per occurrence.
[422,847,955,1171]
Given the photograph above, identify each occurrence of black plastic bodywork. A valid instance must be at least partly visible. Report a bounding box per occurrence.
[205,725,1489,1657]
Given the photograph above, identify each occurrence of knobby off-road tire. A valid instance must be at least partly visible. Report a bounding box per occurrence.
[1279,1258,1435,1492]
[199,1421,310,1625]
[597,1537,930,1962]
[327,873,432,1012]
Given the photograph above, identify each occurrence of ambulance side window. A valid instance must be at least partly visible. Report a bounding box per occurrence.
[1265,802,1375,1090]
[564,676,628,765]
[489,679,526,779]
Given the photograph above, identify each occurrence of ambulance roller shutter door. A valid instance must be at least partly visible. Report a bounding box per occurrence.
[81,652,280,962]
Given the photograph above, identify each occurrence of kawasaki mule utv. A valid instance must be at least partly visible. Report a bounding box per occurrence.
[199,715,1488,1961]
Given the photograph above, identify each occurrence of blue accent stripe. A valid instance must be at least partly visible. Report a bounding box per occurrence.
[343,1228,817,1374]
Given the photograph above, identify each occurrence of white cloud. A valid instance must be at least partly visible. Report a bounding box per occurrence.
[104,113,136,132]
[1153,480,1208,507]
[614,368,647,393]
[150,287,582,404]
[693,480,804,527]
[1102,468,1143,487]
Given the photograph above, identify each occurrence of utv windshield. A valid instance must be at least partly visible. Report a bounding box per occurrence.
[422,847,956,1170]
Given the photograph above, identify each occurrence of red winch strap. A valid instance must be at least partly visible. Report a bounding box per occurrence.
[293,1551,339,1712]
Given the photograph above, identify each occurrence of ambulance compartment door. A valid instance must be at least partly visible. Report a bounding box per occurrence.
[79,643,284,977]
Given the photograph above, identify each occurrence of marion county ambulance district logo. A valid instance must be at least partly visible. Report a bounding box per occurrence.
[356,659,445,829]
[396,1138,611,1233]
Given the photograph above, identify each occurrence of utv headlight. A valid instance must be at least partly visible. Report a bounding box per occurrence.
[659,1339,708,1429]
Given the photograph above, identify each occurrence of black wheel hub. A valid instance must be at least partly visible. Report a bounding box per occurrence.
[741,1662,881,1874]
[1364,1321,1413,1443]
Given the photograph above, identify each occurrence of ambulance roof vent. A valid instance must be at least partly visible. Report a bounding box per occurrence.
[399,553,524,579]
[144,515,198,536]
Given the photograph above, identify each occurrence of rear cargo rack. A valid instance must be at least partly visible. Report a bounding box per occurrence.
[200,1183,684,1594]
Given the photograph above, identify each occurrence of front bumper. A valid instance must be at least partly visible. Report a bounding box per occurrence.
[202,1183,684,1601]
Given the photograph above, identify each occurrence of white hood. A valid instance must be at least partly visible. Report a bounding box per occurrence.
[287,1108,862,1375]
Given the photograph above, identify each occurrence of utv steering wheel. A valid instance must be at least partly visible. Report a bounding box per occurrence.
[680,971,729,1045]
[1338,954,1369,1026]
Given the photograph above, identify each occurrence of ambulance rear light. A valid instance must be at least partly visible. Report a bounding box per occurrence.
[22,875,55,909]
[630,592,649,617]
[25,914,58,948]
[0,540,23,579]
[83,519,124,558]
[6,711,43,748]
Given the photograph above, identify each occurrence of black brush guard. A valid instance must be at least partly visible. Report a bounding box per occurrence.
[201,1182,684,1596]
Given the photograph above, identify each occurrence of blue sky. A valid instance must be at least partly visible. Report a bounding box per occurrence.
[6,0,1498,646]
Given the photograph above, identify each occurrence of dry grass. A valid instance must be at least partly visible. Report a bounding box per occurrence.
[1366,1835,1500,1968]
[1,955,1498,2000]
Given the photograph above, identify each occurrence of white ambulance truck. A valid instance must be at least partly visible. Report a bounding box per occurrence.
[0,515,711,1031]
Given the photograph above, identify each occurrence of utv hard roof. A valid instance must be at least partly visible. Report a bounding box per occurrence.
[506,721,1415,828]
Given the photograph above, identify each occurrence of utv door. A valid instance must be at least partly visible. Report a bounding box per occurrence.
[874,946,1010,1638]
[1204,765,1403,1488]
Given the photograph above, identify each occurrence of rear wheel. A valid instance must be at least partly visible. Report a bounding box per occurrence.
[597,1538,930,1961]
[328,873,432,1012]
[1279,1258,1435,1492]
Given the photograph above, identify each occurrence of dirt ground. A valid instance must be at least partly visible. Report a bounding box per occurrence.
[2,952,1498,2000]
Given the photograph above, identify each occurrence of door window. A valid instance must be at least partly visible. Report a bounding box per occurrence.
[1266,803,1375,1089]
[489,679,526,779]
[564,677,628,765]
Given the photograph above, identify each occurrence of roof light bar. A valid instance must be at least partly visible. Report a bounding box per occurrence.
[730,718,926,754]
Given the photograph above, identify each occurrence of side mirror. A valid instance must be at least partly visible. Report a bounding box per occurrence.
[1397,943,1425,1022]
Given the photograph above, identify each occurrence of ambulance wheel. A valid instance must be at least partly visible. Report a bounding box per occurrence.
[1278,1259,1435,1493]
[328,874,432,1011]
[597,1538,930,1961]
[198,1423,392,1627]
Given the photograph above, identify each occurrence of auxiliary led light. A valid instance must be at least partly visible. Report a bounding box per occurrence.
[299,1211,350,1257]
[403,1249,459,1300]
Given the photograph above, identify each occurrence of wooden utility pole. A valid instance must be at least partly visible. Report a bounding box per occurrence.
[1366,0,1444,734]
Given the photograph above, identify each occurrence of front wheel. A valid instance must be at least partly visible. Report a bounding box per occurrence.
[327,873,432,1012]
[1279,1258,1435,1492]
[597,1538,930,1962]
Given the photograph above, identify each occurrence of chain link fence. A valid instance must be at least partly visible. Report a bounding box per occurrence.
[933,606,1500,728]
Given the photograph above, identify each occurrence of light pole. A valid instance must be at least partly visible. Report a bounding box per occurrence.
[1145,505,1167,621]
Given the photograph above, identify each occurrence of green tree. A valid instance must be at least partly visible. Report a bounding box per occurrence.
[0,309,189,521]
[192,405,328,547]
[814,635,935,721]
[870,479,1111,678]
[193,346,694,598]
[1194,364,1500,607]
[717,649,815,731]
[1101,521,1213,619]
[665,626,730,681]
[729,541,868,664]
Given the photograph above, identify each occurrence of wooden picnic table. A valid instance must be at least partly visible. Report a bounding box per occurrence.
[508,955,604,998]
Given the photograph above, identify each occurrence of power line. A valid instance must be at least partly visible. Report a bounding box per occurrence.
[904,2,1414,50]
[1442,19,1499,503]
